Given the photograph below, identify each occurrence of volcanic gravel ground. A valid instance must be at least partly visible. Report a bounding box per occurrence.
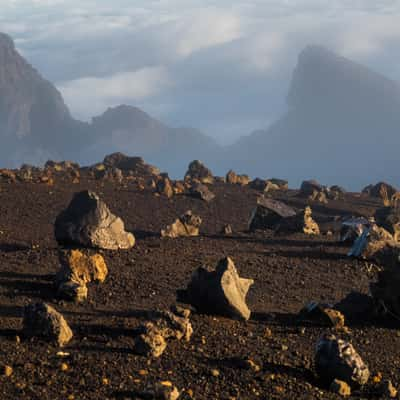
[0,177,397,399]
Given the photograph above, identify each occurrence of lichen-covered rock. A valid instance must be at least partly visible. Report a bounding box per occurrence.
[184,160,213,184]
[183,257,254,320]
[56,249,108,285]
[161,211,202,238]
[23,302,73,347]
[54,190,135,250]
[315,333,370,387]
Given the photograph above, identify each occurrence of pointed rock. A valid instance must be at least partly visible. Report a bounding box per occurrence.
[183,257,254,320]
[23,302,73,347]
[54,190,135,250]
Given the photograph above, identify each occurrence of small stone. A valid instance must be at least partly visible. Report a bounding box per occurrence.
[2,365,13,377]
[264,328,273,338]
[134,323,167,358]
[60,363,69,372]
[211,369,220,377]
[378,379,397,398]
[330,379,351,396]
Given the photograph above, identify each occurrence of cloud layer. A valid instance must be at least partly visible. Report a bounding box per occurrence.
[1,0,400,143]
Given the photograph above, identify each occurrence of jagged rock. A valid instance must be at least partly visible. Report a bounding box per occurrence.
[23,302,73,347]
[330,379,351,397]
[276,206,320,235]
[103,152,160,176]
[56,249,108,285]
[225,170,250,185]
[134,322,167,358]
[54,190,135,250]
[268,178,288,190]
[300,180,328,203]
[375,206,400,241]
[161,211,202,238]
[362,182,397,200]
[173,181,185,195]
[189,183,215,202]
[221,224,233,235]
[370,243,400,318]
[328,185,346,200]
[249,178,269,191]
[184,160,213,184]
[149,310,193,342]
[156,174,174,198]
[315,333,370,387]
[249,197,297,231]
[183,257,254,320]
[57,280,88,303]
[300,302,345,329]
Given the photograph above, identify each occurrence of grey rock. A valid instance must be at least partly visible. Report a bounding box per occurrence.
[190,183,215,202]
[54,190,135,250]
[183,257,254,320]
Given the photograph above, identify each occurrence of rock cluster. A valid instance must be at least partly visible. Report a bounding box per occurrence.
[315,333,370,387]
[184,160,214,184]
[23,302,73,347]
[161,211,202,238]
[55,190,135,250]
[182,257,253,320]
[299,180,328,203]
[226,170,250,185]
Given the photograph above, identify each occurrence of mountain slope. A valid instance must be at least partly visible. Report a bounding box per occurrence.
[230,46,400,188]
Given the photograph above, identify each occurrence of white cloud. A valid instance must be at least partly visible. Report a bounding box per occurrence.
[58,66,172,120]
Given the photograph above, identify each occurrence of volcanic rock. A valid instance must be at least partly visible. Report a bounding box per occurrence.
[315,333,370,387]
[189,183,215,202]
[362,182,397,201]
[134,322,167,358]
[56,249,108,285]
[221,224,233,235]
[148,310,193,342]
[103,152,160,176]
[23,302,73,347]
[300,302,345,329]
[57,280,88,303]
[54,190,135,250]
[276,206,320,235]
[184,160,213,184]
[330,379,351,396]
[375,206,400,241]
[161,211,202,238]
[249,197,297,231]
[142,382,180,400]
[156,174,174,198]
[225,170,250,185]
[182,257,254,320]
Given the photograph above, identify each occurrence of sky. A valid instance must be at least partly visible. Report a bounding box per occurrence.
[2,0,400,144]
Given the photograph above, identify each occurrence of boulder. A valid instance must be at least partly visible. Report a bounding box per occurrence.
[300,302,345,329]
[315,333,370,387]
[23,302,73,347]
[268,178,289,190]
[156,174,174,198]
[182,257,254,320]
[161,211,202,238]
[54,190,135,250]
[375,206,400,241]
[220,224,233,235]
[103,152,160,176]
[189,183,215,202]
[276,206,320,235]
[330,379,351,396]
[249,197,296,231]
[370,243,400,318]
[328,185,346,201]
[362,182,397,201]
[300,180,328,203]
[185,160,213,184]
[148,310,193,342]
[225,170,250,185]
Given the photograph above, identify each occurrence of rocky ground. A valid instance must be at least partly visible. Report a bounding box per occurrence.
[0,171,398,400]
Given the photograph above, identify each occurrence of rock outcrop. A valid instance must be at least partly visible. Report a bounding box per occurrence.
[54,191,135,250]
[185,160,214,184]
[189,183,215,202]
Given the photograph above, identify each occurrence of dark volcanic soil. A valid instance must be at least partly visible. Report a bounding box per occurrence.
[0,175,398,400]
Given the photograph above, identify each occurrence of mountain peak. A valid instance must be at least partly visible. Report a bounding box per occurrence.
[0,32,15,51]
